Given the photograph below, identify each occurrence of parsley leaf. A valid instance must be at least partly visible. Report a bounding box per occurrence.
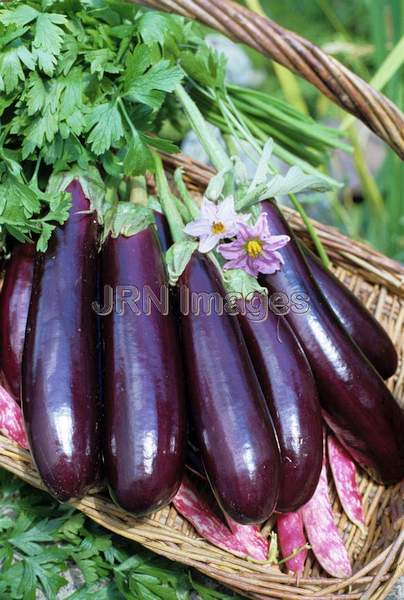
[0,45,35,93]
[86,102,124,155]
[125,60,184,110]
[33,13,67,75]
[0,4,39,27]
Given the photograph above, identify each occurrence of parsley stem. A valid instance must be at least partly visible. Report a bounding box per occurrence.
[153,152,185,244]
[118,98,137,138]
[30,157,42,187]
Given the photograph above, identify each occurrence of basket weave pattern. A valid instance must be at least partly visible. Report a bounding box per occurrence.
[1,156,403,600]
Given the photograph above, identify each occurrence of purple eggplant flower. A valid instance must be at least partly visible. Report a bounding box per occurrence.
[218,212,290,277]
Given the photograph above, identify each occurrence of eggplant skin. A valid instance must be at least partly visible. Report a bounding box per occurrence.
[101,227,186,516]
[153,210,172,254]
[0,243,35,400]
[302,244,398,380]
[238,304,323,512]
[22,180,101,502]
[260,201,404,485]
[179,253,280,524]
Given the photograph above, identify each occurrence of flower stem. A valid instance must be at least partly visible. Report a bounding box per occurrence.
[153,152,185,243]
[289,193,331,268]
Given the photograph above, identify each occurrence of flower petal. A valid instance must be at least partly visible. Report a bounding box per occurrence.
[257,257,282,274]
[235,222,251,241]
[254,213,270,239]
[184,219,211,237]
[199,234,220,253]
[244,257,260,277]
[217,195,236,222]
[200,197,218,221]
[222,255,249,271]
[263,234,290,251]
[218,240,245,259]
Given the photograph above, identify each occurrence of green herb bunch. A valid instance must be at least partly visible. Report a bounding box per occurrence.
[0,0,195,247]
[0,470,243,600]
[0,0,347,251]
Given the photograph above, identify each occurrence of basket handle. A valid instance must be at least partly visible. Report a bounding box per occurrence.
[139,0,404,159]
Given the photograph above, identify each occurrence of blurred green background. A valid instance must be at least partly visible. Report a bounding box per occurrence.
[241,0,403,261]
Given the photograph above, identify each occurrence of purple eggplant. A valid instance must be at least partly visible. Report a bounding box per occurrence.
[301,244,398,379]
[101,225,186,516]
[238,303,322,512]
[179,253,280,524]
[22,180,101,501]
[260,201,404,485]
[0,243,35,400]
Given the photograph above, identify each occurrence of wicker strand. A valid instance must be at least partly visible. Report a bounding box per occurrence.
[136,0,404,159]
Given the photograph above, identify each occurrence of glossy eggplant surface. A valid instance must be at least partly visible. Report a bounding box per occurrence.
[0,242,35,399]
[102,226,186,516]
[302,244,397,379]
[260,201,404,484]
[238,303,323,512]
[22,180,101,501]
[179,253,280,523]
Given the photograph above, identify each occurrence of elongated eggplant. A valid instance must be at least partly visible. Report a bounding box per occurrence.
[260,201,404,484]
[179,253,280,524]
[101,225,185,516]
[238,303,322,512]
[0,243,35,399]
[22,180,101,501]
[301,244,397,379]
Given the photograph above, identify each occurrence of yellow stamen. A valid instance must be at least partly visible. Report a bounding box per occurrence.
[245,239,263,258]
[211,221,225,234]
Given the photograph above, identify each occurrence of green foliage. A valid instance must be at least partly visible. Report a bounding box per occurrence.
[0,0,351,252]
[0,470,243,600]
[0,0,188,249]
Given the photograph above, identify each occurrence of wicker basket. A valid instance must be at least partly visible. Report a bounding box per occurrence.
[1,1,404,598]
[0,154,403,599]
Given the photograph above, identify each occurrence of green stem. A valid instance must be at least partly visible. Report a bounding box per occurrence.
[289,193,331,268]
[118,97,138,139]
[30,156,42,187]
[174,169,200,219]
[175,84,232,173]
[129,176,147,205]
[178,82,331,267]
[153,152,185,243]
[349,127,385,219]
